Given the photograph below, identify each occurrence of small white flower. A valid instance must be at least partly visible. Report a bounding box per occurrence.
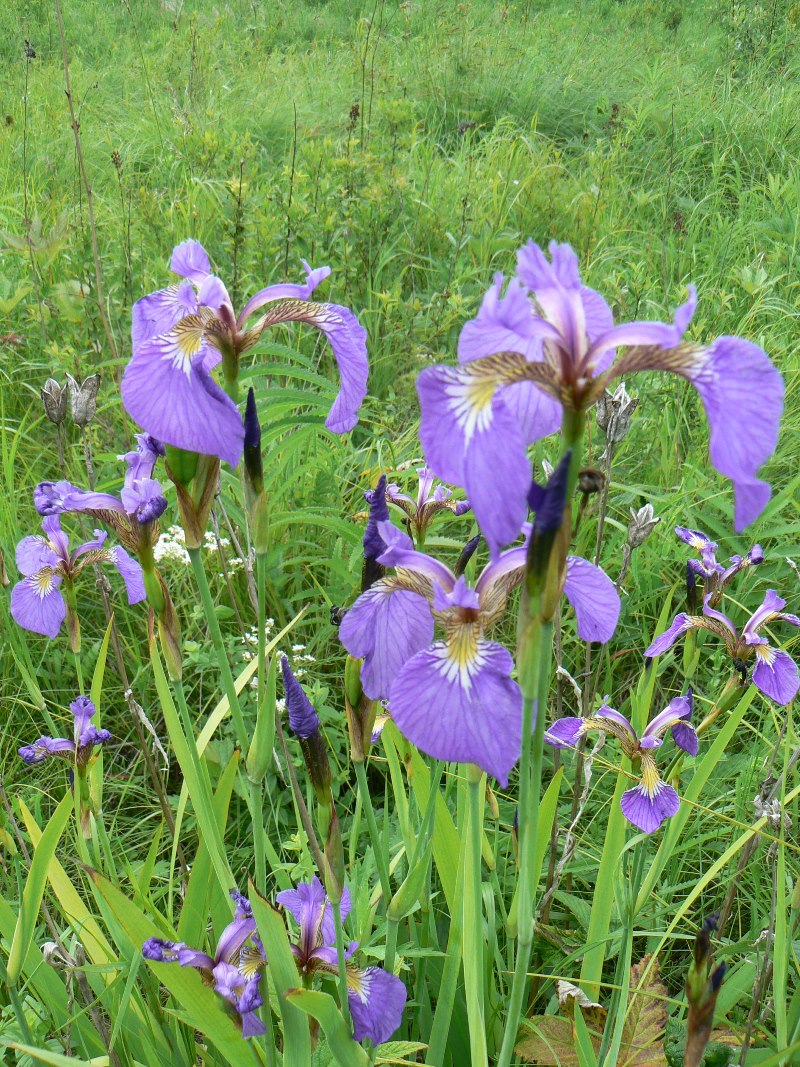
[291,643,306,652]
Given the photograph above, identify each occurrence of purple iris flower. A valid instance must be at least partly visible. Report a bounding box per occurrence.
[10,514,144,639]
[35,434,168,530]
[121,239,368,466]
[277,876,406,1045]
[18,695,110,766]
[646,589,800,705]
[675,525,763,604]
[339,521,620,785]
[142,888,266,1039]
[417,240,783,555]
[545,693,698,833]
[380,466,470,544]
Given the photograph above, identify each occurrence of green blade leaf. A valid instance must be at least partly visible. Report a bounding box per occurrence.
[285,988,371,1067]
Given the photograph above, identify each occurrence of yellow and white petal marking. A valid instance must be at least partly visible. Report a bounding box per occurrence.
[638,750,667,798]
[237,944,265,978]
[436,621,485,689]
[161,314,210,376]
[346,964,373,1003]
[32,568,57,599]
[444,366,499,448]
[754,643,777,668]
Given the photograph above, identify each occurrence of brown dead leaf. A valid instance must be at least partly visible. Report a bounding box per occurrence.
[619,955,669,1066]
[515,1014,599,1065]
[557,980,608,1032]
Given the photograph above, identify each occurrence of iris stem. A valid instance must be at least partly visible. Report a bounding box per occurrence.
[384,916,400,981]
[464,764,487,1066]
[73,651,84,694]
[249,779,267,895]
[354,758,392,907]
[331,896,351,1030]
[256,554,274,771]
[188,547,249,750]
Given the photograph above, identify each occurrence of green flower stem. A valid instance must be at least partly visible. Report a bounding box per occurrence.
[188,547,249,750]
[73,650,84,694]
[256,554,274,767]
[354,758,392,906]
[464,764,487,1066]
[332,895,352,1031]
[497,618,553,1067]
[384,914,400,982]
[249,778,267,894]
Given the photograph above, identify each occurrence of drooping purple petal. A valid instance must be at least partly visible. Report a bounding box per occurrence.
[752,646,799,705]
[107,547,146,604]
[375,522,456,590]
[132,282,198,349]
[236,261,332,326]
[543,717,585,749]
[675,526,717,554]
[11,574,66,638]
[18,736,75,763]
[671,721,699,756]
[122,333,245,466]
[42,514,71,561]
[644,613,693,658]
[562,556,621,643]
[620,779,680,834]
[388,639,522,786]
[120,479,168,524]
[212,964,266,1038]
[347,966,407,1045]
[363,476,390,563]
[339,581,434,700]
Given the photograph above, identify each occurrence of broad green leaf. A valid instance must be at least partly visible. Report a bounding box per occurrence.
[249,883,312,1067]
[8,791,72,984]
[375,1041,429,1065]
[285,989,371,1067]
[0,1045,106,1066]
[507,767,563,937]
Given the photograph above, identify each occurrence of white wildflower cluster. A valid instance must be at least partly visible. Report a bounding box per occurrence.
[240,620,276,663]
[203,531,231,552]
[279,642,316,679]
[153,525,191,566]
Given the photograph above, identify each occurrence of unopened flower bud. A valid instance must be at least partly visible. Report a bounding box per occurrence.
[686,562,698,613]
[685,912,725,1067]
[344,654,376,763]
[282,657,331,802]
[41,378,68,425]
[362,475,389,591]
[66,373,99,427]
[323,805,345,905]
[0,547,8,588]
[243,389,269,555]
[627,503,660,549]
[595,382,638,446]
[578,468,604,496]
[454,533,481,578]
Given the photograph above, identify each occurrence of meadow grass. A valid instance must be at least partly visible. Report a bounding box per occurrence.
[0,0,799,1063]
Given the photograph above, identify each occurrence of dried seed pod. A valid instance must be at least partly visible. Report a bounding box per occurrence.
[596,382,638,447]
[41,378,68,425]
[66,373,100,427]
[626,503,660,549]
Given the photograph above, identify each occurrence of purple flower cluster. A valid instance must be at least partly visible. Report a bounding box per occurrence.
[121,240,368,466]
[416,239,783,555]
[546,694,698,833]
[143,889,266,1039]
[19,695,109,767]
[277,876,406,1045]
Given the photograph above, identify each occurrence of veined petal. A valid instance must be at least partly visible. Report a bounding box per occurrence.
[388,639,522,786]
[645,613,692,657]
[42,514,70,561]
[641,694,693,743]
[236,261,332,325]
[620,778,680,834]
[19,736,75,763]
[611,335,783,531]
[70,695,97,745]
[11,574,65,638]
[215,915,258,967]
[563,556,621,643]
[594,703,638,746]
[253,298,368,433]
[339,580,434,700]
[16,535,58,576]
[752,645,799,705]
[320,885,351,949]
[170,239,211,283]
[346,965,407,1045]
[675,525,717,554]
[543,717,585,749]
[587,285,697,364]
[122,332,244,466]
[375,521,456,589]
[132,283,198,348]
[107,547,146,604]
[276,877,327,962]
[457,273,551,363]
[744,589,800,636]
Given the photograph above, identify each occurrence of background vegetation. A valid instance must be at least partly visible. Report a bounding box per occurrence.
[0,0,799,1062]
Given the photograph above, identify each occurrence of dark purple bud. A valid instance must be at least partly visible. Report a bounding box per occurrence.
[454,534,481,578]
[282,656,320,739]
[710,962,726,991]
[243,388,264,496]
[526,451,571,582]
[686,561,698,613]
[362,474,389,591]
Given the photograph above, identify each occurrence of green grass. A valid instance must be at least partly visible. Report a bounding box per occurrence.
[0,0,799,1063]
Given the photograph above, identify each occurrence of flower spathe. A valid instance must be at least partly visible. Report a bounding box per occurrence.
[122,239,368,466]
[142,888,265,1039]
[417,240,783,554]
[18,695,110,766]
[277,876,406,1045]
[545,694,699,833]
[339,519,620,785]
[646,589,800,705]
[10,514,145,639]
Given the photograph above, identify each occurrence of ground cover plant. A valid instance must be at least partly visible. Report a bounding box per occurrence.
[1,0,799,1064]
